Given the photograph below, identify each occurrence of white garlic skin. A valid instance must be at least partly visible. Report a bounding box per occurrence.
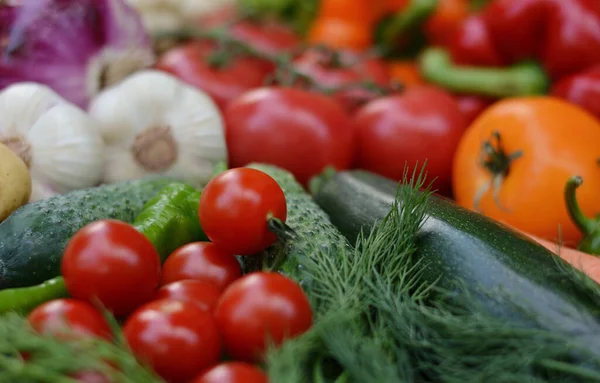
[0,83,105,202]
[88,70,228,188]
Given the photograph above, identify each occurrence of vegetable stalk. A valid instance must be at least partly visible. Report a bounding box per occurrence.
[564,176,600,256]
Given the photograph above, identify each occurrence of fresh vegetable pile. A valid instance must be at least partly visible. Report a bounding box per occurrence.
[1,0,600,382]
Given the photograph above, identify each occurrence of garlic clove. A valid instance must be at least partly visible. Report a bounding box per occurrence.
[88,70,227,188]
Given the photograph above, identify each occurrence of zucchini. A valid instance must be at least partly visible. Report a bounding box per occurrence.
[313,170,600,357]
[0,178,174,289]
[245,164,351,287]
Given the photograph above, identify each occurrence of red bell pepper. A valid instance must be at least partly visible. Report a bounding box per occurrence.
[551,66,600,121]
[419,0,600,98]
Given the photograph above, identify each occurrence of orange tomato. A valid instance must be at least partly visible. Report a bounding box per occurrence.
[307,18,372,51]
[317,0,387,25]
[386,61,425,88]
[452,97,600,245]
[424,0,470,47]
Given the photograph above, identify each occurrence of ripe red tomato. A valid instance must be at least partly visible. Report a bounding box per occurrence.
[155,280,221,312]
[352,85,467,195]
[192,362,268,383]
[156,41,272,112]
[123,299,222,383]
[160,242,242,291]
[27,299,112,341]
[293,47,390,113]
[225,87,355,185]
[214,272,313,362]
[61,219,161,317]
[199,168,287,256]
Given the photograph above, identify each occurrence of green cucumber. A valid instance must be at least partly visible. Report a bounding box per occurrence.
[312,170,600,357]
[0,178,174,289]
[245,164,351,288]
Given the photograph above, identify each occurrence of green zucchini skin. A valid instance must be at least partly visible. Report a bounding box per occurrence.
[0,178,173,289]
[313,170,600,354]
[246,164,351,287]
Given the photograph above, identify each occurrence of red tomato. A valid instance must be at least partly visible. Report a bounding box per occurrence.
[123,299,222,383]
[27,299,112,341]
[229,21,301,55]
[214,272,313,362]
[454,95,494,126]
[156,41,272,112]
[293,48,390,113]
[199,168,287,256]
[61,219,161,317]
[352,86,467,195]
[192,362,268,383]
[160,242,242,291]
[225,87,355,185]
[155,280,221,312]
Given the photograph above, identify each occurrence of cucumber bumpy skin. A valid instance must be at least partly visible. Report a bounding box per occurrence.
[0,178,174,289]
[246,164,351,287]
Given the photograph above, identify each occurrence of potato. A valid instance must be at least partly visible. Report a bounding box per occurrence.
[0,142,32,222]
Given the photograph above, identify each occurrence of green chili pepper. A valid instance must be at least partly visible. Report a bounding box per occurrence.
[565,176,600,256]
[133,182,208,262]
[0,276,68,315]
[419,48,549,98]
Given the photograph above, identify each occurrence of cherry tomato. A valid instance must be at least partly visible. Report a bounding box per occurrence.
[214,272,313,362]
[352,85,467,195]
[293,47,390,114]
[123,299,222,383]
[199,168,287,256]
[225,87,355,185]
[27,299,112,341]
[155,280,221,312]
[61,219,161,317]
[160,242,242,291]
[424,0,470,47]
[192,362,268,383]
[386,60,425,88]
[156,41,272,112]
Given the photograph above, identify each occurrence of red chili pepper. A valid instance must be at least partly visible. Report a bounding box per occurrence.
[551,66,600,121]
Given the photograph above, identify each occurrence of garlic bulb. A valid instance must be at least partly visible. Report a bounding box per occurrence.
[0,83,105,202]
[87,70,227,188]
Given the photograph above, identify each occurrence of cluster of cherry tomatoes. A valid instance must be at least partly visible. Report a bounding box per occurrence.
[25,168,312,383]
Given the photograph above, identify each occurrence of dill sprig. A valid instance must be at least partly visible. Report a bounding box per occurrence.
[266,165,600,383]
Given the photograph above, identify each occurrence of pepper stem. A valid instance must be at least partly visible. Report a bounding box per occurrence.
[564,176,597,236]
[419,48,549,98]
[380,0,438,47]
[474,131,522,212]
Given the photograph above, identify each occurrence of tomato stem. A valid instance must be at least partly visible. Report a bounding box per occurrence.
[473,131,522,212]
[564,176,598,238]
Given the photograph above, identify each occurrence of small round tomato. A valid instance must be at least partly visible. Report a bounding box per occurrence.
[307,18,373,51]
[156,41,272,112]
[225,87,355,185]
[123,299,222,383]
[293,47,390,113]
[352,85,467,195]
[424,0,470,47]
[27,299,112,341]
[199,168,287,256]
[214,272,313,362]
[156,280,221,312]
[192,362,268,383]
[160,242,242,291]
[61,219,161,317]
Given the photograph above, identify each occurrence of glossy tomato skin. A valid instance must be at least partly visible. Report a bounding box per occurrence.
[192,362,268,383]
[453,97,600,245]
[214,272,313,362]
[123,299,222,383]
[199,168,287,256]
[160,242,242,291]
[27,299,112,341]
[352,86,467,194]
[155,280,221,312]
[156,41,272,112]
[293,48,390,113]
[61,219,161,317]
[225,87,355,185]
